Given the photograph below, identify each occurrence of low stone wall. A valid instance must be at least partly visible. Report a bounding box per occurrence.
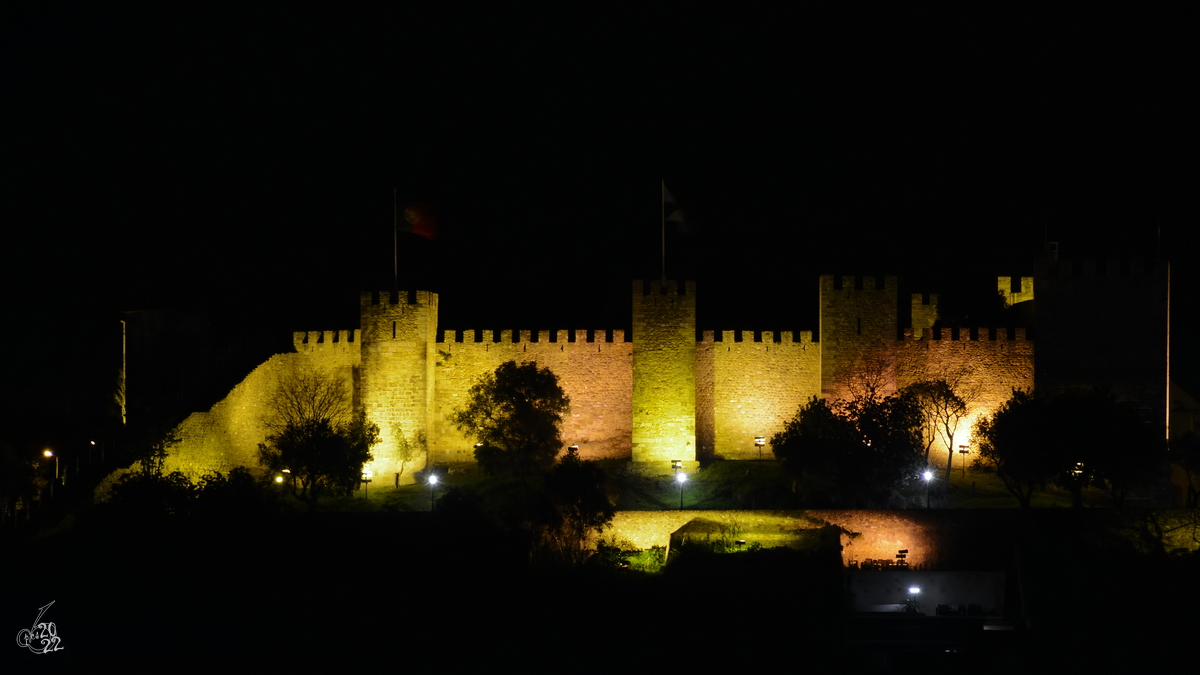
[607,509,941,567]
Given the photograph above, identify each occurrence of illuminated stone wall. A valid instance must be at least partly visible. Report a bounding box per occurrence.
[698,330,820,459]
[898,327,1035,467]
[631,280,697,467]
[429,329,632,463]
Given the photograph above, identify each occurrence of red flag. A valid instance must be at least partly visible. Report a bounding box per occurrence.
[400,202,437,239]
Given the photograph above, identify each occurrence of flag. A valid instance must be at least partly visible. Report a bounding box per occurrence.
[661,181,688,232]
[398,201,437,239]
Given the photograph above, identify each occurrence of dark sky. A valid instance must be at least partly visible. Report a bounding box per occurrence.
[3,7,1196,443]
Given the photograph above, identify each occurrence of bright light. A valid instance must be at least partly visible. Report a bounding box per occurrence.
[676,473,687,483]
[274,476,283,483]
[922,471,933,481]
[909,587,920,594]
[43,449,53,457]
[429,475,438,485]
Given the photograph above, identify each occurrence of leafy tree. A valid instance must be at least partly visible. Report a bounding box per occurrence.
[974,390,1056,508]
[450,360,570,477]
[257,411,378,511]
[772,395,924,507]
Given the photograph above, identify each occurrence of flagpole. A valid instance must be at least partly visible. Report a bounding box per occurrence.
[393,188,398,293]
[661,180,666,286]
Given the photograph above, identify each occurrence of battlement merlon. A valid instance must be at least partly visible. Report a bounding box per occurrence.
[998,276,1034,307]
[914,326,1030,342]
[819,274,899,293]
[292,329,361,352]
[437,328,627,343]
[635,279,696,297]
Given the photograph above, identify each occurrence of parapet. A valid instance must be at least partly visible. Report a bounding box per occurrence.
[437,328,626,343]
[700,330,813,344]
[293,329,361,352]
[635,279,696,296]
[360,289,438,307]
[904,326,1029,342]
[820,274,898,292]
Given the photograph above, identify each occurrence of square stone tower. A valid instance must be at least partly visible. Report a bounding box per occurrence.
[631,279,697,472]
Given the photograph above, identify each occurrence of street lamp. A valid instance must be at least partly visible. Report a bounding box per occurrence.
[428,474,438,511]
[922,470,933,509]
[958,445,970,477]
[676,472,687,510]
[754,436,766,460]
[43,450,58,499]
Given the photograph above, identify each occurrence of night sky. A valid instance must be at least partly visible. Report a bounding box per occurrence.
[3,7,1196,447]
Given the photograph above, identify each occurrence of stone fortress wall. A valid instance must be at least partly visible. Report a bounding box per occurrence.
[165,258,1168,481]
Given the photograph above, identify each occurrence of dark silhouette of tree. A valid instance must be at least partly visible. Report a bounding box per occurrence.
[257,366,377,510]
[902,376,977,483]
[450,360,570,477]
[1171,431,1200,508]
[974,390,1054,508]
[538,447,615,565]
[257,412,378,510]
[772,394,924,507]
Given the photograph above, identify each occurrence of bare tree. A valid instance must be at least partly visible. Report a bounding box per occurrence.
[834,342,897,405]
[902,368,981,485]
[264,364,351,433]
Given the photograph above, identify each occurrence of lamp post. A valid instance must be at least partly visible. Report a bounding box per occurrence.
[754,436,766,460]
[922,470,933,509]
[958,445,970,477]
[676,472,687,510]
[43,450,58,499]
[428,474,438,511]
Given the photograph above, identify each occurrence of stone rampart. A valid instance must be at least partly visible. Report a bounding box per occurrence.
[430,328,632,463]
[698,330,820,459]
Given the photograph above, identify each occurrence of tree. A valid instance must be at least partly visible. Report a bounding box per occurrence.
[264,364,351,433]
[974,390,1055,508]
[258,412,378,510]
[450,360,570,477]
[257,365,378,510]
[772,394,924,507]
[902,378,974,484]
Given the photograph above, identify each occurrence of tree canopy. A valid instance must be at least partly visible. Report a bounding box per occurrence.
[974,388,1165,508]
[771,394,924,507]
[450,360,570,477]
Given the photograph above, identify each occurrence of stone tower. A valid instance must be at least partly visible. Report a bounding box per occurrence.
[359,289,439,480]
[631,279,697,472]
[819,274,898,400]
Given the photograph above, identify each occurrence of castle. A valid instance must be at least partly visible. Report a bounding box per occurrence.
[165,255,1169,483]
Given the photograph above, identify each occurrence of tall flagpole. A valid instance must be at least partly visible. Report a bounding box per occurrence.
[661,180,666,286]
[393,188,398,293]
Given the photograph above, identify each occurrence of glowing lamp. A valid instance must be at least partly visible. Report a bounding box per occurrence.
[909,587,920,594]
[43,450,53,457]
[429,474,438,485]
[676,472,687,483]
[274,475,283,483]
[922,471,933,481]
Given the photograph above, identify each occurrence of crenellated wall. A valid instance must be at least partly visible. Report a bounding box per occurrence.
[898,326,1035,467]
[429,328,632,463]
[699,330,820,459]
[151,256,1183,488]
